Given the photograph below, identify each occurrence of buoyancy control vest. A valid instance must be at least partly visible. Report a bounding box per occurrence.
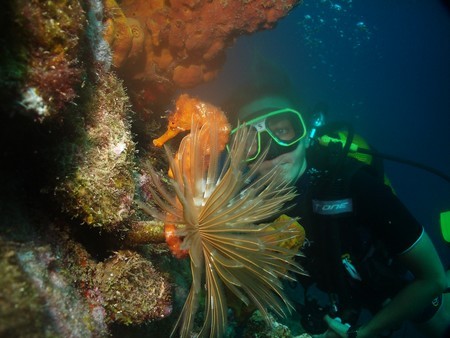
[295,126,408,324]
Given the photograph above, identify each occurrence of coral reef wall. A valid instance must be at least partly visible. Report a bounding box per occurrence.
[0,0,301,336]
[105,0,300,119]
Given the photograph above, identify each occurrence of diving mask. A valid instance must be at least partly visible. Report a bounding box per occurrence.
[231,107,307,162]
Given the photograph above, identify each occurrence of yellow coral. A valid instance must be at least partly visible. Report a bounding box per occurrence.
[268,214,306,252]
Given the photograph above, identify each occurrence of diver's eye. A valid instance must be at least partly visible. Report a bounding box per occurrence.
[268,119,296,141]
[274,128,290,138]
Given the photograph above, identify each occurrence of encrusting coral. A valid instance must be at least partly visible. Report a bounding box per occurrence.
[243,310,293,338]
[11,0,85,122]
[0,236,109,337]
[141,96,306,337]
[0,223,173,336]
[56,70,136,231]
[95,250,172,324]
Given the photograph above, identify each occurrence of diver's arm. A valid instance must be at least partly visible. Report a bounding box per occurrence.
[349,231,446,338]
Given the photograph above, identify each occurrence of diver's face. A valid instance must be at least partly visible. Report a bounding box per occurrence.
[252,137,308,184]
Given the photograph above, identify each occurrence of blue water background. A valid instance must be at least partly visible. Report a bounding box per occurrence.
[191,0,450,265]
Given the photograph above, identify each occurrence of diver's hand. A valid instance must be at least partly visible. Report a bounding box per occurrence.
[323,315,350,337]
[310,329,339,338]
[309,315,347,338]
[321,315,372,338]
[310,315,363,338]
[310,315,369,338]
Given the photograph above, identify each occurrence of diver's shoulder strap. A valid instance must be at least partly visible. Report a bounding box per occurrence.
[309,155,367,199]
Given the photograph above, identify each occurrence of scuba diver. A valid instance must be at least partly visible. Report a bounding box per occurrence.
[225,87,450,337]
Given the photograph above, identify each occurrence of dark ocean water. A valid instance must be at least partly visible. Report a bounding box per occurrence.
[192,0,450,262]
[189,2,450,336]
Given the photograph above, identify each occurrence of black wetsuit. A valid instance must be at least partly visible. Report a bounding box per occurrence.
[288,150,424,322]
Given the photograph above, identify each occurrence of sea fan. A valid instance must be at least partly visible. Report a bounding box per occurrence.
[143,112,305,337]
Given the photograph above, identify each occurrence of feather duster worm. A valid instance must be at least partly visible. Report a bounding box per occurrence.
[142,98,305,337]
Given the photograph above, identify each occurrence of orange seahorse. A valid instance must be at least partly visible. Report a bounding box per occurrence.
[153,94,231,258]
[153,93,231,179]
[153,93,230,149]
